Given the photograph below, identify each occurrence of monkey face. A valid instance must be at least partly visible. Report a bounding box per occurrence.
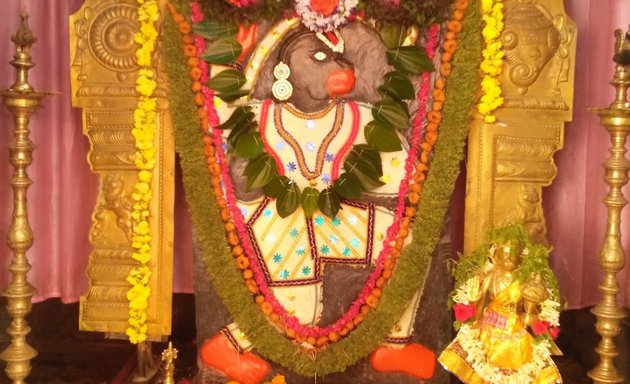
[283,33,356,102]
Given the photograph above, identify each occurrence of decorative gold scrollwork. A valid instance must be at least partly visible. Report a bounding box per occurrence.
[499,183,547,244]
[464,0,576,254]
[71,0,174,338]
[88,4,139,74]
[502,4,560,95]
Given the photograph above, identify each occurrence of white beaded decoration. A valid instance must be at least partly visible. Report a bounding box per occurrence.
[273,61,291,80]
[272,80,293,101]
[273,61,293,101]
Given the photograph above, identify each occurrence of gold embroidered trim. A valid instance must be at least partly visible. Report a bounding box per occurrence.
[282,101,337,120]
[274,102,344,180]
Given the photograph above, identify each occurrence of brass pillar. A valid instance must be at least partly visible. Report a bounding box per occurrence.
[587,28,630,384]
[0,11,52,384]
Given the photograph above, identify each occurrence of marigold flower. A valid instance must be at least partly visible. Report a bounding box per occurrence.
[478,0,504,122]
[136,78,157,96]
[138,170,152,182]
[271,375,287,384]
[478,102,491,115]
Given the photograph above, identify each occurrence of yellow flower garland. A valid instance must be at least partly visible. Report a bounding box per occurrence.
[126,0,159,344]
[478,0,504,123]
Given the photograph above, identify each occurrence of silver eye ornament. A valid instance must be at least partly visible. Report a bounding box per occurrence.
[314,51,328,61]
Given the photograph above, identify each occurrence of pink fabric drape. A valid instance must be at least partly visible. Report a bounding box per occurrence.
[0,0,194,302]
[0,0,93,303]
[545,0,630,309]
[0,0,628,310]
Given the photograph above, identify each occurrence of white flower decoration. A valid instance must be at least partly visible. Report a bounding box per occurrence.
[294,0,359,32]
[457,324,554,384]
[539,297,561,327]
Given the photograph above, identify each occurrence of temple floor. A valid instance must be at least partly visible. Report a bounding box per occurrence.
[0,294,627,383]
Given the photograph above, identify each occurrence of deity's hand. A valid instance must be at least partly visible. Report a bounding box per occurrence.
[467,275,482,303]
[522,273,547,306]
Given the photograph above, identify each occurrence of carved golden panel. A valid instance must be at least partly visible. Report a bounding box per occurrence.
[70,0,174,338]
[464,0,576,253]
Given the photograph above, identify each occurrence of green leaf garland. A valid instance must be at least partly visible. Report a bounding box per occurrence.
[207,69,246,93]
[201,37,242,64]
[379,24,410,49]
[380,70,416,100]
[197,13,436,220]
[318,187,342,219]
[371,99,410,129]
[244,153,277,191]
[364,121,403,152]
[233,131,263,159]
[387,45,435,74]
[277,182,301,218]
[300,187,320,219]
[333,172,363,200]
[192,19,237,39]
[263,175,291,199]
[163,0,481,376]
[217,105,253,130]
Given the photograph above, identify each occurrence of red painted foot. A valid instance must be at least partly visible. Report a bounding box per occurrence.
[370,343,435,379]
[200,333,271,384]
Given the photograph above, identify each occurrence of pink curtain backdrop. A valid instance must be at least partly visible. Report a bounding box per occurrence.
[0,0,627,309]
[545,0,630,309]
[0,0,194,303]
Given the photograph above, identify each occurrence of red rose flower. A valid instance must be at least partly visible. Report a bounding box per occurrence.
[453,303,475,322]
[532,320,549,336]
[549,326,560,340]
[310,0,339,16]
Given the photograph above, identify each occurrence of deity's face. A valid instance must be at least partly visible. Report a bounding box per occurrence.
[494,240,521,272]
[283,33,355,106]
[253,22,389,112]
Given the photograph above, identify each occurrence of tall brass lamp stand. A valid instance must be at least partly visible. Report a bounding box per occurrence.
[0,12,52,384]
[587,28,630,384]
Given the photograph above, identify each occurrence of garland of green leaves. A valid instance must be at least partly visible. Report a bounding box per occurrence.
[202,25,433,218]
[163,0,481,376]
[197,0,454,27]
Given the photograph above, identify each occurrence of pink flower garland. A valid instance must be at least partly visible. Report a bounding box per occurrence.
[191,3,279,310]
[191,1,440,340]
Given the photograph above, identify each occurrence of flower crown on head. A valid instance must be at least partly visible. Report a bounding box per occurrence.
[211,0,452,28]
[295,0,359,33]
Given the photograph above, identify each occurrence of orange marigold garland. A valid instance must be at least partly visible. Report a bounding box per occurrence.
[162,0,483,374]
[167,0,468,348]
